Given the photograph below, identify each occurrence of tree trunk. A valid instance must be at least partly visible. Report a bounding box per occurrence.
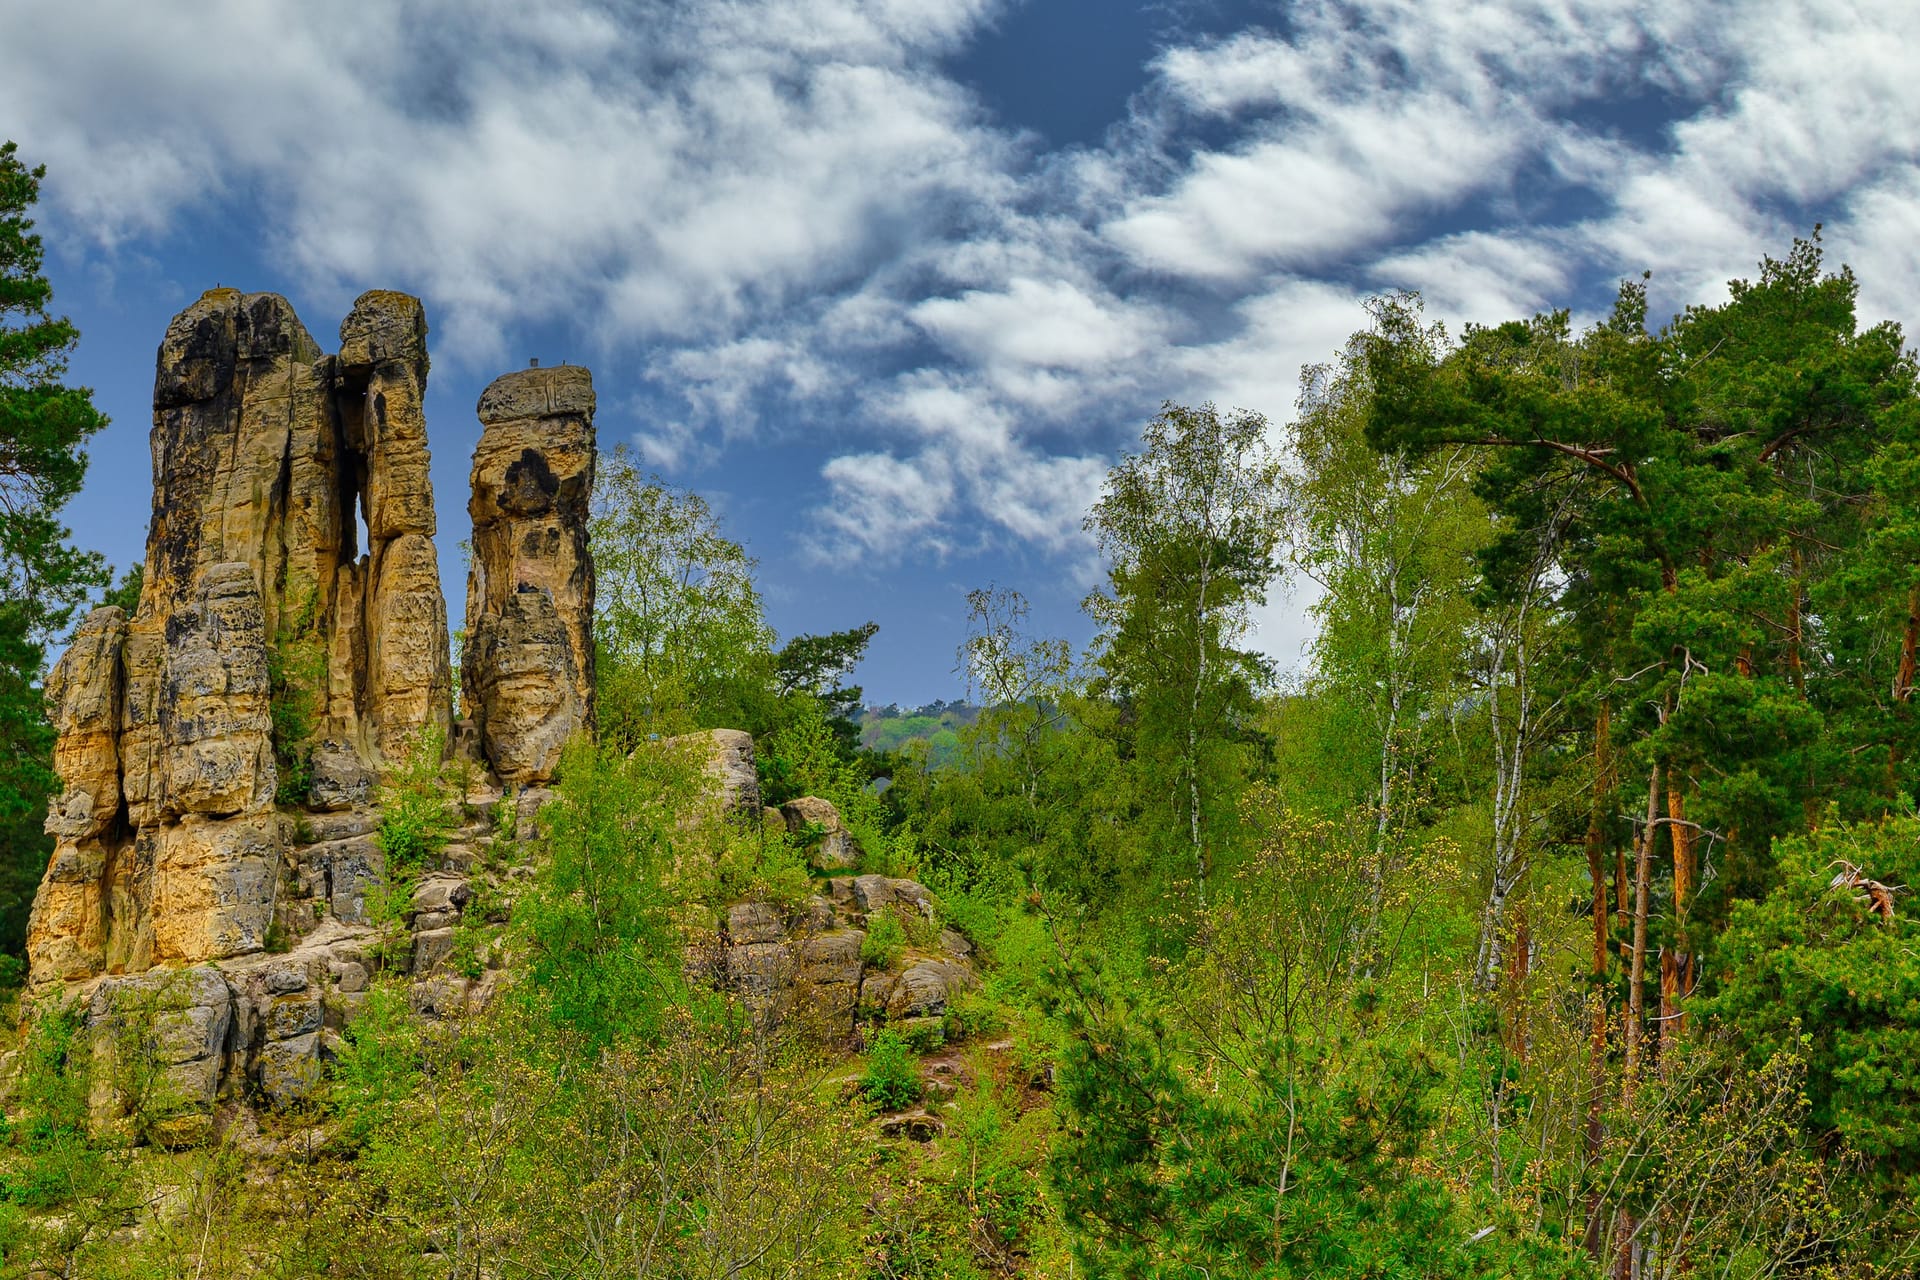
[1582,703,1612,1262]
[1892,579,1919,803]
[1624,763,1661,1090]
[1190,546,1213,905]
[1505,898,1530,1062]
[1897,579,1919,704]
[1475,603,1532,994]
[1658,782,1693,1059]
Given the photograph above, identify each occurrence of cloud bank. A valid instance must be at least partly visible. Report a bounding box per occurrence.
[8,0,1920,665]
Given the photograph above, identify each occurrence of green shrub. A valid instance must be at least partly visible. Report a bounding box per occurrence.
[511,738,692,1049]
[898,1018,946,1054]
[713,828,813,913]
[375,726,456,876]
[329,981,424,1147]
[861,1028,922,1110]
[899,902,940,950]
[862,910,907,970]
[268,585,327,807]
[491,791,518,845]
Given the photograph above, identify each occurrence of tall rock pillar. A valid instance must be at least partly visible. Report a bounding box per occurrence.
[463,366,596,784]
[25,287,456,989]
[338,292,452,765]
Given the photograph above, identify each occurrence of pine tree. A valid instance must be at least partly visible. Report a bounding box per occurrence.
[0,141,109,966]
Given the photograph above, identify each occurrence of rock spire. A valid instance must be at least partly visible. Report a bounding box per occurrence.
[26,288,595,996]
[463,365,597,783]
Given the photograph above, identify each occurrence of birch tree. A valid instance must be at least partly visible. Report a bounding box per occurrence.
[1085,402,1283,903]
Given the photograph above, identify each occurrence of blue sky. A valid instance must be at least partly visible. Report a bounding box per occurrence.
[9,0,1920,704]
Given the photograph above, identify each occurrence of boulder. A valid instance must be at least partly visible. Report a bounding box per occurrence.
[255,1033,322,1110]
[726,901,785,944]
[847,875,933,921]
[779,796,861,871]
[888,960,976,1020]
[798,930,865,987]
[669,728,761,820]
[85,965,233,1139]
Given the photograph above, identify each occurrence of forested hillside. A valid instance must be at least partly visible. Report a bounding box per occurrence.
[861,702,979,768]
[4,184,1919,1278]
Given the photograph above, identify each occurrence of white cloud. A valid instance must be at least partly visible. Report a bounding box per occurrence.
[912,277,1164,375]
[2,0,1013,362]
[12,0,1920,671]
[814,450,957,561]
[1370,230,1573,328]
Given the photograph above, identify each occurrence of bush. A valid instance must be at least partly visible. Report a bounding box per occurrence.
[268,583,327,807]
[712,828,813,914]
[862,1028,922,1110]
[375,727,456,876]
[862,910,907,970]
[512,738,693,1049]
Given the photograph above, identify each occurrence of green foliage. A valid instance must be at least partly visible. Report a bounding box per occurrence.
[861,700,978,766]
[100,562,141,615]
[712,824,814,912]
[0,141,109,647]
[267,583,327,807]
[510,737,693,1049]
[776,619,879,737]
[0,1000,92,1207]
[759,694,899,881]
[373,725,456,877]
[862,1028,923,1110]
[593,445,778,741]
[1710,812,1920,1191]
[330,979,425,1146]
[1044,950,1580,1280]
[1084,402,1282,902]
[0,141,109,982]
[862,908,908,970]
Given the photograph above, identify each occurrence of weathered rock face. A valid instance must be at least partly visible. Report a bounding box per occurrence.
[464,366,596,784]
[21,289,604,1134]
[705,871,979,1039]
[26,289,463,992]
[671,728,762,821]
[778,796,862,871]
[26,288,596,997]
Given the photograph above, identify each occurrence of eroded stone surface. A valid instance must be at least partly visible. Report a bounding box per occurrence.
[23,290,593,1130]
[22,288,514,991]
[670,728,761,821]
[464,366,596,784]
[779,796,861,871]
[20,291,609,1135]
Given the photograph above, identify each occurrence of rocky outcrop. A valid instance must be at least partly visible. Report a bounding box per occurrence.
[26,288,462,990]
[464,366,596,784]
[706,870,978,1038]
[671,729,762,821]
[777,796,862,871]
[23,289,599,1131]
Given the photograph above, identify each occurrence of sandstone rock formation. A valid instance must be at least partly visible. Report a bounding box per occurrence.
[706,870,980,1038]
[27,288,456,988]
[777,795,862,871]
[670,728,762,820]
[22,288,598,1131]
[463,366,596,784]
